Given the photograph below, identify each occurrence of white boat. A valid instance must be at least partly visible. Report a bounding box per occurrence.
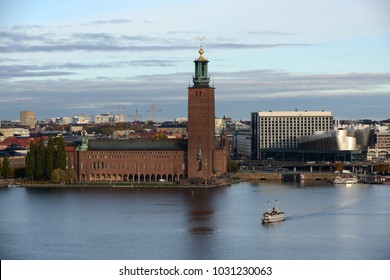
[261,200,285,224]
[332,176,359,184]
[7,184,20,188]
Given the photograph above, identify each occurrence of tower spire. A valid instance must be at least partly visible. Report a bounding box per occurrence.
[193,36,210,87]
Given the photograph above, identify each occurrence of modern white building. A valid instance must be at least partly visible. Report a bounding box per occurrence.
[73,114,92,124]
[94,113,114,124]
[251,111,334,159]
[94,113,125,124]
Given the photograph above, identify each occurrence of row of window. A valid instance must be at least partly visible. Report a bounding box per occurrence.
[260,127,331,132]
[261,119,331,122]
[260,117,332,121]
[261,145,297,148]
[260,130,317,134]
[88,161,183,171]
[86,153,184,160]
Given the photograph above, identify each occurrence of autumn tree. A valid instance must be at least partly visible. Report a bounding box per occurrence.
[153,133,168,139]
[374,163,390,174]
[65,169,76,184]
[334,161,344,172]
[51,168,66,184]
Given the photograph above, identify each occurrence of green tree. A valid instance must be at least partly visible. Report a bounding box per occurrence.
[0,160,3,177]
[45,135,55,179]
[51,168,66,184]
[227,160,240,172]
[25,141,36,179]
[35,138,45,179]
[55,135,66,170]
[2,157,12,179]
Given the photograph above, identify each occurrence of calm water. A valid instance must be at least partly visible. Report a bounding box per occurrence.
[0,182,389,260]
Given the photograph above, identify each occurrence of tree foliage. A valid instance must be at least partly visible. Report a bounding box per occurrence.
[227,160,240,173]
[25,136,68,181]
[1,157,12,179]
[65,169,76,184]
[45,135,55,179]
[55,135,66,170]
[51,168,66,184]
[35,138,45,179]
[334,161,344,172]
[25,141,36,179]
[374,163,390,174]
[153,133,168,139]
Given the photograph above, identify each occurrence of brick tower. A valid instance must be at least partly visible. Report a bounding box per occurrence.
[187,44,216,181]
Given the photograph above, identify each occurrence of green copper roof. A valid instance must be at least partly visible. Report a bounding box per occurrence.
[87,138,188,151]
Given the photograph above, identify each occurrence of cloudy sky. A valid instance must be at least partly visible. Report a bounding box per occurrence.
[1,0,389,121]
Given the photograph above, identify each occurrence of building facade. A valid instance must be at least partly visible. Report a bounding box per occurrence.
[66,46,227,183]
[251,111,333,159]
[236,128,252,158]
[368,130,390,160]
[69,138,187,183]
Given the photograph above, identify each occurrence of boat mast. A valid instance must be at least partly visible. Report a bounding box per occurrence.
[267,200,271,212]
[276,200,279,211]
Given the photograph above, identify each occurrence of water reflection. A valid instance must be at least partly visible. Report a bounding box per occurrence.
[187,189,215,234]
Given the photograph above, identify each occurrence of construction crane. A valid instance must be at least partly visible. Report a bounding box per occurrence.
[128,109,142,122]
[148,104,162,123]
[115,105,126,122]
[116,105,126,114]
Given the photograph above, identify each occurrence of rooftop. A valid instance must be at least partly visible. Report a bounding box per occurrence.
[87,138,188,151]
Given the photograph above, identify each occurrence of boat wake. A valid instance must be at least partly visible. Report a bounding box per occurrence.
[285,204,352,221]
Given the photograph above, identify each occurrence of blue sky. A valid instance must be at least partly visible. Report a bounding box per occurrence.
[1,0,389,121]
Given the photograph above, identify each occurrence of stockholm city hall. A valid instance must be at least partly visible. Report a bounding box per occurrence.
[66,45,227,184]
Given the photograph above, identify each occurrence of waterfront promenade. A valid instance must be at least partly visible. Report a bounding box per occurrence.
[2,170,389,188]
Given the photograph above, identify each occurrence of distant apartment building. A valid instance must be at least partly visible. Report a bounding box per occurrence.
[73,114,92,124]
[94,113,114,124]
[94,113,125,124]
[20,111,36,129]
[368,128,390,160]
[174,117,187,123]
[251,111,333,160]
[375,131,390,151]
[0,128,30,141]
[52,116,72,124]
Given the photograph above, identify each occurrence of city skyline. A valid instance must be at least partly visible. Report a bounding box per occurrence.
[1,0,390,121]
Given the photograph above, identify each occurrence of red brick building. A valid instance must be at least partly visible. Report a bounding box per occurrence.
[66,46,227,183]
